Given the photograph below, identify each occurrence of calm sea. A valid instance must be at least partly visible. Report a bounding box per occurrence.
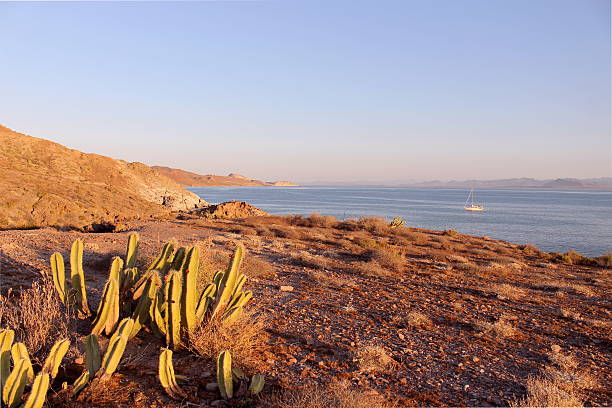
[190,187,612,257]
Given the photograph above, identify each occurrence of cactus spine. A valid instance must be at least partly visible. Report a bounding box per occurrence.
[164,271,182,349]
[217,350,233,399]
[23,373,49,408]
[211,246,244,319]
[2,358,28,408]
[98,318,134,379]
[42,339,70,379]
[125,233,139,269]
[70,239,91,317]
[158,348,186,400]
[0,329,15,391]
[10,343,34,383]
[91,275,119,336]
[181,246,199,332]
[50,252,68,305]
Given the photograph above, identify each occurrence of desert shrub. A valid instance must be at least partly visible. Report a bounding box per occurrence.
[518,244,541,256]
[394,311,433,330]
[357,216,389,234]
[306,213,338,228]
[261,379,396,408]
[0,279,74,362]
[270,225,302,239]
[335,220,361,231]
[475,318,517,338]
[189,310,267,370]
[512,375,583,407]
[355,345,397,372]
[559,250,597,266]
[489,283,525,300]
[242,256,276,279]
[366,247,403,272]
[596,252,612,267]
[443,229,459,237]
[291,251,329,269]
[352,260,394,278]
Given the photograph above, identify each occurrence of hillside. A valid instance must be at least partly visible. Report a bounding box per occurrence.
[152,165,298,187]
[0,125,205,229]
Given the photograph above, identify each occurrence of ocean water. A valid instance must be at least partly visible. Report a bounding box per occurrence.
[190,187,612,257]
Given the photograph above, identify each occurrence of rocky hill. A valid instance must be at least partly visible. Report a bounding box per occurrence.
[0,125,205,229]
[152,165,298,187]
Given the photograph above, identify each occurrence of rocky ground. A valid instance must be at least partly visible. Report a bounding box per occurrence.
[0,214,610,407]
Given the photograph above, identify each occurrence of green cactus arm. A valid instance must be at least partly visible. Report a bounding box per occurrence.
[211,246,244,319]
[229,274,247,301]
[131,269,155,300]
[71,371,89,396]
[10,343,34,384]
[147,242,175,272]
[217,350,233,399]
[0,329,15,391]
[42,339,70,379]
[158,348,187,400]
[83,334,101,376]
[221,306,243,325]
[2,358,28,408]
[125,233,139,269]
[129,272,160,338]
[181,246,199,332]
[150,291,167,336]
[70,239,91,317]
[90,277,119,336]
[164,271,182,349]
[227,290,252,311]
[50,252,67,305]
[170,247,186,271]
[108,257,124,287]
[249,374,265,395]
[23,373,49,408]
[98,318,134,378]
[195,286,215,326]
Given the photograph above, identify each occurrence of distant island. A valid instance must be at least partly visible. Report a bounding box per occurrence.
[152,165,299,187]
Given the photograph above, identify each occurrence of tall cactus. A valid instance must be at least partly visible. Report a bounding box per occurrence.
[158,348,186,400]
[147,241,175,273]
[98,318,134,379]
[91,275,119,336]
[125,233,139,269]
[10,343,34,383]
[71,334,101,395]
[249,374,265,395]
[50,252,68,306]
[2,358,28,408]
[70,239,91,317]
[0,329,15,391]
[217,350,233,399]
[42,339,70,379]
[23,373,49,408]
[164,271,182,349]
[211,246,244,319]
[130,272,160,338]
[181,246,199,332]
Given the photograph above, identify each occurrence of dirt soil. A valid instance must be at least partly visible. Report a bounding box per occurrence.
[0,215,610,407]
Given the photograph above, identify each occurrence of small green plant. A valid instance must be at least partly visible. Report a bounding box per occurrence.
[389,216,406,228]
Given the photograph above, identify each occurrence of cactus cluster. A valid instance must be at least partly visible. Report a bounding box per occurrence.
[0,329,69,408]
[216,350,264,400]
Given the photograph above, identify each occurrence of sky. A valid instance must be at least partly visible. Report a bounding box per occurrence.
[1,0,610,183]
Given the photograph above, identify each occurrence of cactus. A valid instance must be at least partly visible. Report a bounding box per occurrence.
[10,343,34,383]
[42,339,70,379]
[23,373,49,408]
[249,374,265,395]
[195,283,216,325]
[170,247,186,271]
[98,318,134,379]
[130,272,160,338]
[211,246,244,319]
[217,350,233,399]
[108,256,124,286]
[389,216,406,228]
[71,371,89,396]
[125,232,139,269]
[70,239,91,317]
[50,252,68,305]
[181,246,199,332]
[150,291,167,336]
[131,269,155,300]
[0,329,14,391]
[158,348,186,400]
[91,275,119,336]
[2,358,28,408]
[147,241,175,273]
[164,271,182,349]
[84,334,101,376]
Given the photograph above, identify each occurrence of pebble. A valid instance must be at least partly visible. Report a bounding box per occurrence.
[205,382,219,391]
[551,344,562,353]
[280,285,294,292]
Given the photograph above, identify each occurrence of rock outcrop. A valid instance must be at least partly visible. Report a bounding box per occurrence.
[152,165,298,187]
[191,201,267,219]
[0,125,206,229]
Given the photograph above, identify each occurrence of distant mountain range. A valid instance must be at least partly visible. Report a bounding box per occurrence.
[302,177,612,189]
[152,166,298,187]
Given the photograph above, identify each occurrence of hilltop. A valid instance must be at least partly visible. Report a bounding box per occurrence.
[0,125,205,230]
[152,165,298,187]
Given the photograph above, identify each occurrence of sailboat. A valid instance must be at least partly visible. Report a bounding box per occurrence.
[464,188,484,211]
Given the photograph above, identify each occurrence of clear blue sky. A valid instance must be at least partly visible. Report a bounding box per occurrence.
[1,0,610,183]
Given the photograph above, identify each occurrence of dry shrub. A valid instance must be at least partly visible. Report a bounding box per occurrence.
[394,311,433,330]
[357,216,389,234]
[453,262,479,272]
[242,256,276,279]
[447,254,470,263]
[489,283,525,300]
[366,247,403,272]
[307,270,355,289]
[352,260,394,278]
[596,252,612,267]
[565,284,595,297]
[518,244,541,256]
[355,345,397,372]
[197,248,231,287]
[0,279,74,362]
[475,318,517,338]
[269,225,302,240]
[512,375,583,407]
[559,250,597,266]
[304,213,338,228]
[262,379,396,408]
[189,310,267,370]
[559,308,581,321]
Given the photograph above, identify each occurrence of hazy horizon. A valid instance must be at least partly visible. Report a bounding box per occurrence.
[2,0,610,182]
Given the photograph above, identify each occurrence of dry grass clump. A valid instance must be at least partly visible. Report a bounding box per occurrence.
[355,345,397,372]
[291,251,330,269]
[242,256,276,279]
[596,252,612,267]
[489,283,525,300]
[0,279,74,362]
[565,284,595,297]
[261,380,396,408]
[357,216,390,234]
[475,318,517,338]
[447,254,470,263]
[394,311,434,330]
[307,270,355,289]
[289,213,338,229]
[557,250,598,266]
[559,308,582,321]
[512,375,584,407]
[352,260,394,278]
[189,310,267,370]
[270,225,302,240]
[366,247,404,272]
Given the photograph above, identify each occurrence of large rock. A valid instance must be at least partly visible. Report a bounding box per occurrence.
[0,125,206,229]
[192,201,267,219]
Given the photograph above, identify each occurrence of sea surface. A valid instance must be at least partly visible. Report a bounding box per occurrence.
[190,187,612,257]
